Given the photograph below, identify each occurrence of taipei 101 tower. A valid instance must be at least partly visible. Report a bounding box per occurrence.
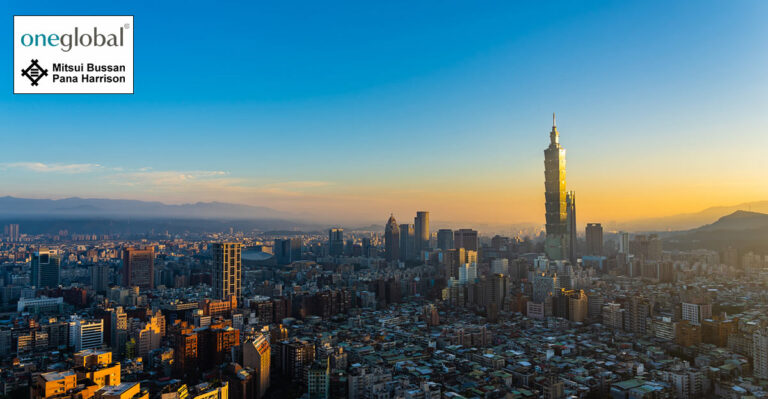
[544,113,573,261]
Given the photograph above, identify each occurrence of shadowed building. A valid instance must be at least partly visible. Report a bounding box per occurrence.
[414,211,430,255]
[122,247,154,290]
[384,215,400,262]
[32,248,61,289]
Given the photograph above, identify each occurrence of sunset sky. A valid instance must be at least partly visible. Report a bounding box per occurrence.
[2,0,767,225]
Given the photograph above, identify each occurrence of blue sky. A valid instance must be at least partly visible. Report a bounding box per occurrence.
[1,0,767,224]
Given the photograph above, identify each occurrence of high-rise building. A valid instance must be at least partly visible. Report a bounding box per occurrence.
[566,191,577,264]
[4,224,20,242]
[307,359,330,399]
[754,327,768,379]
[399,224,415,262]
[454,229,478,251]
[585,223,603,256]
[682,302,712,326]
[69,317,104,351]
[490,259,509,275]
[414,211,430,255]
[544,113,568,260]
[122,247,154,290]
[31,248,61,288]
[274,238,301,265]
[212,242,242,300]
[328,228,344,257]
[90,264,111,292]
[437,229,454,250]
[384,215,400,262]
[243,334,271,399]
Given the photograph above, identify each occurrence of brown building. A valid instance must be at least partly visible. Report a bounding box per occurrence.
[702,315,738,347]
[676,320,702,347]
[122,247,154,290]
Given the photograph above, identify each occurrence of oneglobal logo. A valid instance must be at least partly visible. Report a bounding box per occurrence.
[14,15,134,94]
[19,26,127,53]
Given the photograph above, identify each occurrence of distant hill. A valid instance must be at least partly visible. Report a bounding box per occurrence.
[616,200,768,232]
[664,210,768,252]
[0,196,293,220]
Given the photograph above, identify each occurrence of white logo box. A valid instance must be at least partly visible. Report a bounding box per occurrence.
[14,15,134,94]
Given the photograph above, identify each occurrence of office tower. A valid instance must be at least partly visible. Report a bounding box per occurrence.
[31,248,61,288]
[243,334,271,399]
[585,223,603,256]
[437,229,454,250]
[544,113,569,260]
[488,274,507,308]
[361,237,372,258]
[70,318,104,351]
[491,258,509,275]
[274,238,301,265]
[566,290,588,323]
[566,191,577,264]
[90,264,111,292]
[414,211,430,254]
[458,263,477,284]
[533,273,558,303]
[453,229,479,251]
[630,234,662,261]
[384,215,400,262]
[212,242,242,300]
[328,228,344,257]
[110,307,128,355]
[399,224,415,261]
[122,247,154,290]
[4,224,19,242]
[280,339,315,380]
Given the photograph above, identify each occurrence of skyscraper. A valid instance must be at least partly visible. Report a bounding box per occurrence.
[4,224,19,242]
[399,224,415,261]
[212,242,242,300]
[122,247,154,290]
[274,238,301,265]
[454,229,478,251]
[544,113,569,260]
[328,228,344,257]
[414,211,430,255]
[384,215,400,262]
[90,264,111,293]
[31,248,61,288]
[566,191,577,264]
[437,229,454,250]
[243,334,271,399]
[585,223,603,256]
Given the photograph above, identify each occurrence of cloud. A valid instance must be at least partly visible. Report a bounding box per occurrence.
[114,170,230,187]
[2,162,101,173]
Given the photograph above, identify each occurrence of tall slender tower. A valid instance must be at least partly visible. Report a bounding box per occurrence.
[384,215,400,262]
[212,242,242,300]
[566,191,577,264]
[544,113,568,260]
[414,211,430,255]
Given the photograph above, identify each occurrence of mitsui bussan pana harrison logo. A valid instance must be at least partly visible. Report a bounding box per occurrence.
[13,16,134,94]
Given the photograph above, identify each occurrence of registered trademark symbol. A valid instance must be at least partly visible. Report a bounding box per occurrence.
[124,24,130,29]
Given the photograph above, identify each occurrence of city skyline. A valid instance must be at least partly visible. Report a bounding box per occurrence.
[2,1,768,226]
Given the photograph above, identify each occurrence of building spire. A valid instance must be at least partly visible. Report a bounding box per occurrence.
[549,113,559,146]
